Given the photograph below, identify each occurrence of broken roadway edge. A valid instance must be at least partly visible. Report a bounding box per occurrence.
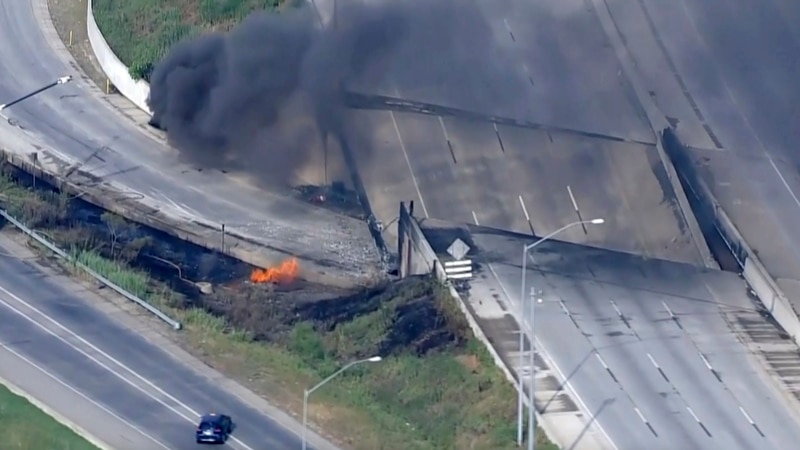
[0,147,379,290]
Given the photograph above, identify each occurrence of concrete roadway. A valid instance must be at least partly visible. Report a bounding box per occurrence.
[0,233,332,450]
[0,0,380,283]
[337,0,704,266]
[601,0,800,309]
[420,219,800,450]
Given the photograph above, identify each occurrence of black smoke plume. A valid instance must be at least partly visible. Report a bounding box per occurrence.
[147,0,521,182]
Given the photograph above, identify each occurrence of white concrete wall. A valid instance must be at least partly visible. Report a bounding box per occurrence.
[86,0,152,115]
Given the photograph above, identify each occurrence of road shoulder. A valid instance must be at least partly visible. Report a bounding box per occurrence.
[0,228,340,450]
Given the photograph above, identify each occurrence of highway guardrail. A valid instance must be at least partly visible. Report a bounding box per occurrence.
[591,0,800,345]
[0,208,182,330]
[660,129,800,344]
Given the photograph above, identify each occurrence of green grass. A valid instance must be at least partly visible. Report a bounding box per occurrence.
[63,252,557,449]
[0,169,559,449]
[0,383,99,450]
[93,0,287,80]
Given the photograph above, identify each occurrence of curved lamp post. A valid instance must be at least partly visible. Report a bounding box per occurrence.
[517,218,604,448]
[302,356,382,450]
[0,76,72,111]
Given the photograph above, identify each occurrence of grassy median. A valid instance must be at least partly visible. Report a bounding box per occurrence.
[0,383,99,450]
[0,166,556,449]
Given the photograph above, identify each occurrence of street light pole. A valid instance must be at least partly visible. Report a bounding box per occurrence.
[0,76,72,111]
[302,356,382,450]
[517,218,604,448]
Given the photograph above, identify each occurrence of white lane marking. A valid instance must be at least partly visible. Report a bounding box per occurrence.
[698,352,713,371]
[739,406,755,425]
[559,299,572,316]
[0,284,255,450]
[661,300,675,318]
[610,300,623,318]
[486,264,619,450]
[503,18,515,41]
[389,111,429,218]
[676,0,800,212]
[646,353,660,369]
[518,195,531,222]
[471,211,480,226]
[0,342,172,450]
[566,185,579,213]
[686,406,701,423]
[437,116,451,142]
[595,353,610,370]
[633,407,649,424]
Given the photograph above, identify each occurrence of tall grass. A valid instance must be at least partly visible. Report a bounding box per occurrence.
[72,249,150,299]
[92,0,285,80]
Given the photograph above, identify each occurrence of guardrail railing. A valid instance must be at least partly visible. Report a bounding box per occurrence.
[0,208,182,330]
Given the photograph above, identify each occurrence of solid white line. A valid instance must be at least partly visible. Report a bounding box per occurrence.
[486,264,619,450]
[661,300,675,318]
[676,0,800,213]
[518,195,531,221]
[567,185,579,212]
[610,300,623,317]
[766,156,800,210]
[437,116,451,142]
[698,352,713,371]
[389,111,429,218]
[634,407,648,423]
[595,353,609,370]
[0,342,171,450]
[471,210,480,226]
[686,406,701,423]
[739,406,755,425]
[0,284,255,450]
[646,353,660,369]
[559,299,571,316]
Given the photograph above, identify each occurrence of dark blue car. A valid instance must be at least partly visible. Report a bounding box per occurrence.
[196,413,233,445]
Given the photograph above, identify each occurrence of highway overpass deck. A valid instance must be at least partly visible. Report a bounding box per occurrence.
[600,0,800,318]
[332,0,706,267]
[347,108,702,267]
[0,0,382,287]
[416,217,800,450]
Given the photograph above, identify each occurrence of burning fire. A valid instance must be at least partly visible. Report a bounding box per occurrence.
[250,258,299,285]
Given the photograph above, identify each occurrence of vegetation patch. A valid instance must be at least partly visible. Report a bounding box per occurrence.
[0,383,99,450]
[92,0,293,81]
[0,163,556,450]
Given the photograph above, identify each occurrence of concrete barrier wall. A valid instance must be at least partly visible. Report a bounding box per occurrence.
[397,202,557,442]
[86,0,152,115]
[398,201,515,377]
[661,129,800,344]
[590,0,800,346]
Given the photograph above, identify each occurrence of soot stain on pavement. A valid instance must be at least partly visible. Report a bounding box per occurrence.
[147,0,522,185]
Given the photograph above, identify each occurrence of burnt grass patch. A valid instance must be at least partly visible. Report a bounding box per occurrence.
[0,160,533,449]
[197,276,469,359]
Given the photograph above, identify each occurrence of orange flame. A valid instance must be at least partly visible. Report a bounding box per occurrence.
[250,258,299,284]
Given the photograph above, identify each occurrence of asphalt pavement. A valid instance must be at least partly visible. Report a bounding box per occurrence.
[0,0,380,284]
[419,219,800,450]
[601,0,800,310]
[0,233,333,450]
[335,0,705,266]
